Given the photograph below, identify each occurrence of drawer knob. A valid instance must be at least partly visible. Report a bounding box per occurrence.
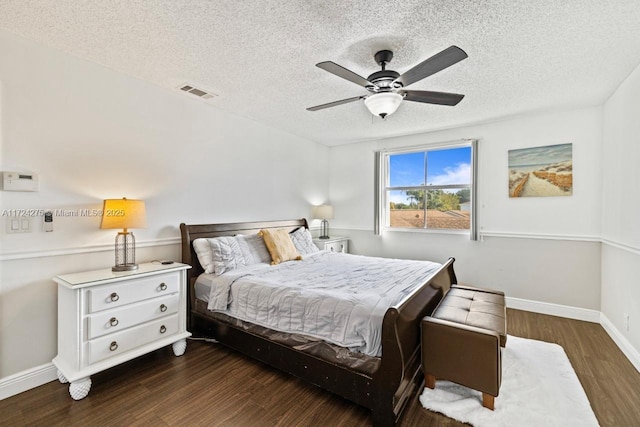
[109,341,118,351]
[160,304,168,312]
[109,317,119,327]
[110,292,119,302]
[160,325,167,334]
[159,283,167,291]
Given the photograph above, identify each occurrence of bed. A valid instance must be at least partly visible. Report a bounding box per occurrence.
[180,218,457,426]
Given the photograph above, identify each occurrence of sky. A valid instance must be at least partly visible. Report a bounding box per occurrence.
[508,143,572,167]
[389,146,471,187]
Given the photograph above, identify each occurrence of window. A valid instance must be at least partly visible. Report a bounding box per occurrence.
[375,140,477,239]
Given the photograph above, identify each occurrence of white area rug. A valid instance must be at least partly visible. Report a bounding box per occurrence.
[419,335,599,426]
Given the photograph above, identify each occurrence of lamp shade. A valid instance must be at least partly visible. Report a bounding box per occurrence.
[100,198,147,230]
[364,92,403,118]
[312,204,334,220]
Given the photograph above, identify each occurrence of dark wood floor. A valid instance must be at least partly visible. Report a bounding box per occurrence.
[2,309,639,426]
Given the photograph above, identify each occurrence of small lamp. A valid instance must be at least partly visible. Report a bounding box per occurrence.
[313,204,334,240]
[100,198,147,272]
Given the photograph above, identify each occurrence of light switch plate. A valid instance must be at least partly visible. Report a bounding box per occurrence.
[6,216,31,233]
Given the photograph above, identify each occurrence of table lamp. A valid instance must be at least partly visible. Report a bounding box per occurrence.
[100,198,147,271]
[313,204,334,239]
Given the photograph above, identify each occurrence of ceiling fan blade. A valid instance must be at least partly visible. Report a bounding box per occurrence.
[316,61,373,88]
[395,46,468,88]
[307,96,364,111]
[401,90,465,106]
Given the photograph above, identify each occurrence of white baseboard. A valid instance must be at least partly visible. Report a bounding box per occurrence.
[506,296,601,323]
[507,297,639,373]
[600,314,640,373]
[0,362,58,401]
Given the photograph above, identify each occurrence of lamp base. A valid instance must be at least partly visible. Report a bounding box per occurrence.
[319,219,330,240]
[113,231,138,272]
[319,236,330,240]
[112,263,139,272]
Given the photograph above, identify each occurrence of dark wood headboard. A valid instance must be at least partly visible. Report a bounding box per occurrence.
[179,218,309,327]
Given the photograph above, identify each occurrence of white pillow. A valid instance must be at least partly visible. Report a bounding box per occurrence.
[193,234,271,276]
[239,233,272,265]
[193,238,215,274]
[289,227,319,255]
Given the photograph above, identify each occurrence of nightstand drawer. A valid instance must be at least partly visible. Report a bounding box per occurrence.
[89,314,179,364]
[88,272,179,313]
[313,237,349,254]
[325,241,348,253]
[87,293,180,339]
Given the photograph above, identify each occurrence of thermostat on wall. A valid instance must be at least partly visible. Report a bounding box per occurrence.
[2,171,39,192]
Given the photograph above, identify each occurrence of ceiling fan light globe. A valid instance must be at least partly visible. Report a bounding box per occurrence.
[364,92,403,118]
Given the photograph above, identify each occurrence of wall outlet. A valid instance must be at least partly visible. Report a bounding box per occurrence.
[624,313,630,331]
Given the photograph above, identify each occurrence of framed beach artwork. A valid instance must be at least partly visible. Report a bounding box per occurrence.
[508,143,573,197]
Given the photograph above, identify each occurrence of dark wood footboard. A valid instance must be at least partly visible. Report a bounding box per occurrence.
[180,219,456,426]
[373,257,456,425]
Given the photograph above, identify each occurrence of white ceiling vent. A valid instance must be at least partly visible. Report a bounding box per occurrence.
[177,84,218,100]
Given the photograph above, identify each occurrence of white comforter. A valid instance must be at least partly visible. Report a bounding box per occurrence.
[205,251,441,356]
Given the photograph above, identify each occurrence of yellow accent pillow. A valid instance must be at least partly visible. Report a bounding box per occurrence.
[259,228,302,265]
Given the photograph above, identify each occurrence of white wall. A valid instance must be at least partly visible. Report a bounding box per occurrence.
[601,61,640,361]
[2,22,638,395]
[0,29,329,380]
[329,108,603,310]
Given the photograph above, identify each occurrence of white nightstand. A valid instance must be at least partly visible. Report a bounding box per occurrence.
[313,236,349,253]
[52,262,191,400]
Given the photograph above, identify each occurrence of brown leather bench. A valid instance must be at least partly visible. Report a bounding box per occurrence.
[421,284,507,410]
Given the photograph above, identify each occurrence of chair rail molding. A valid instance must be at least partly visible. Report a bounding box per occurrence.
[0,237,181,261]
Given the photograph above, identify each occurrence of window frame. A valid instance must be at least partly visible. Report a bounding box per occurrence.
[374,139,478,240]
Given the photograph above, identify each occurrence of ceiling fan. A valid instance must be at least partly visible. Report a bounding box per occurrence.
[307,46,468,119]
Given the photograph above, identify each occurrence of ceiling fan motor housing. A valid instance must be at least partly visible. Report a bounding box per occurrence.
[367,70,401,91]
[367,50,402,91]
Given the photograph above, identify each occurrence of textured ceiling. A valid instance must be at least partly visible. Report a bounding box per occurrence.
[2,1,640,146]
